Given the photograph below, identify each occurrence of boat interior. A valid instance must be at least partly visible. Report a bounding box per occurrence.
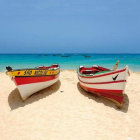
[38,64,59,70]
[79,66,110,75]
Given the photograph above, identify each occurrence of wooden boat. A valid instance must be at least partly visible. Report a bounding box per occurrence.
[77,61,130,107]
[82,55,91,58]
[61,55,70,57]
[6,64,60,100]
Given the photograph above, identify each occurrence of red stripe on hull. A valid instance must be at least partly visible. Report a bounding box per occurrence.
[80,84,124,105]
[79,68,126,78]
[78,78,126,84]
[13,75,59,85]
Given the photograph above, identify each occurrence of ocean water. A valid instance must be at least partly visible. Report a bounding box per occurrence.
[0,54,140,72]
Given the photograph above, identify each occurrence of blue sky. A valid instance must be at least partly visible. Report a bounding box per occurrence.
[0,0,140,53]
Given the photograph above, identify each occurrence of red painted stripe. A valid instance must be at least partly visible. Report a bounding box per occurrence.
[79,79,126,84]
[80,84,124,104]
[81,84,123,94]
[13,75,59,85]
[79,68,126,78]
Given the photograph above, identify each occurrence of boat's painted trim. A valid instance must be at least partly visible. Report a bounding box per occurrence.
[7,68,60,77]
[8,66,60,71]
[78,79,126,84]
[78,69,127,83]
[14,75,59,85]
[80,84,123,95]
[80,84,124,105]
[79,80,126,90]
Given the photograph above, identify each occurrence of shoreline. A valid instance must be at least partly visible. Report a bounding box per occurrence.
[1,54,140,72]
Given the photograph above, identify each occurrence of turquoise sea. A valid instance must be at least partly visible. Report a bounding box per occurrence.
[0,54,140,72]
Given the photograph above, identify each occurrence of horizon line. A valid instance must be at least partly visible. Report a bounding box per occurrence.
[0,53,140,55]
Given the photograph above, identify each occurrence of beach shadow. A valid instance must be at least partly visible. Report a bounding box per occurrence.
[8,80,61,110]
[77,82,129,113]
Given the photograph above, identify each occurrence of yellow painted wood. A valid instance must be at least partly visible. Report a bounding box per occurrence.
[7,69,60,77]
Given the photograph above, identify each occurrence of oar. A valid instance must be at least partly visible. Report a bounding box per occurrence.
[113,60,119,70]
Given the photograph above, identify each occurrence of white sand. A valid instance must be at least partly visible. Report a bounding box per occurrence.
[0,70,140,140]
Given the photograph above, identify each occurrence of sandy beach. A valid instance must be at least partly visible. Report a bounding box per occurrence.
[0,70,140,140]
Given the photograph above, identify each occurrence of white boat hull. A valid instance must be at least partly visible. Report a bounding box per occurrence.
[79,66,129,83]
[17,77,59,100]
[78,66,130,106]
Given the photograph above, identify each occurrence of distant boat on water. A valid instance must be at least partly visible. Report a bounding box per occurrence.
[82,55,91,58]
[39,54,48,57]
[61,55,71,57]
[52,54,58,56]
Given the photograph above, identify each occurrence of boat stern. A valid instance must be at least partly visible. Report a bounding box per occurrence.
[6,66,14,78]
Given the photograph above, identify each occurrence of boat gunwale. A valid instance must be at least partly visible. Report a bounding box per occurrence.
[77,67,126,78]
[10,67,60,72]
[6,64,60,72]
[6,65,60,78]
